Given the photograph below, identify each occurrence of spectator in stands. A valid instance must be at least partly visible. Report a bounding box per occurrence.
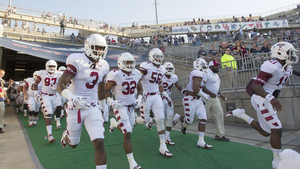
[231,41,246,58]
[37,28,40,32]
[69,17,73,24]
[32,22,37,32]
[57,12,61,21]
[0,69,11,134]
[196,35,201,46]
[192,36,196,46]
[23,20,29,30]
[2,15,9,27]
[219,42,228,55]
[14,20,18,29]
[252,44,261,54]
[260,42,268,53]
[167,36,172,46]
[242,42,249,54]
[221,48,237,88]
[181,36,185,44]
[59,19,67,36]
[174,35,178,47]
[159,44,165,55]
[163,35,168,46]
[12,6,17,13]
[198,45,208,61]
[111,38,116,45]
[265,43,272,53]
[209,44,218,60]
[227,41,233,49]
[46,12,51,19]
[52,14,56,20]
[41,12,46,19]
[74,18,78,25]
[6,5,12,13]
[70,33,75,42]
[42,28,46,34]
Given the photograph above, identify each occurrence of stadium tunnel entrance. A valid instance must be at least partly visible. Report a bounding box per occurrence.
[0,37,148,81]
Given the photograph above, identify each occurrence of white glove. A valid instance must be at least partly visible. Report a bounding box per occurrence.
[197,90,210,101]
[100,99,109,122]
[107,97,122,109]
[134,95,143,109]
[162,91,172,107]
[61,89,89,110]
[72,96,89,110]
[34,91,40,102]
[181,89,187,95]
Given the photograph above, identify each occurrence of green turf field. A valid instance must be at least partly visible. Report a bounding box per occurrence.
[18,113,273,169]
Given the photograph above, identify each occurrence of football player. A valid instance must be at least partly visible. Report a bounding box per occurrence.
[21,79,29,117]
[173,58,213,149]
[58,34,109,169]
[23,72,40,126]
[33,60,63,143]
[161,62,182,145]
[226,42,299,169]
[135,48,173,157]
[106,52,142,169]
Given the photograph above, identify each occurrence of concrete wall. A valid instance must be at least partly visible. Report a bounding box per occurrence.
[173,87,300,130]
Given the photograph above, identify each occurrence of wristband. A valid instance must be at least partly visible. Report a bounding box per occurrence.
[99,99,106,108]
[265,94,275,102]
[137,95,142,100]
[61,89,75,100]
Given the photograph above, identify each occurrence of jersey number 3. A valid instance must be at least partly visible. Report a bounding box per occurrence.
[86,72,99,89]
[122,81,136,95]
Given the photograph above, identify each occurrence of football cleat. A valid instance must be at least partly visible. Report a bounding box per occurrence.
[272,159,279,169]
[33,120,37,126]
[24,112,27,117]
[109,118,117,133]
[28,120,33,127]
[55,118,61,129]
[172,114,180,127]
[132,165,142,169]
[61,130,68,148]
[165,138,175,146]
[226,107,245,118]
[45,134,55,143]
[60,114,65,119]
[145,117,153,130]
[197,140,213,149]
[159,146,173,157]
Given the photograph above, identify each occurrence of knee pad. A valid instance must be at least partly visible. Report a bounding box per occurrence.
[155,118,165,131]
[55,106,62,118]
[118,120,132,134]
[165,115,173,127]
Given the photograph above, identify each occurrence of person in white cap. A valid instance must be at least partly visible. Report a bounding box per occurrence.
[203,60,229,142]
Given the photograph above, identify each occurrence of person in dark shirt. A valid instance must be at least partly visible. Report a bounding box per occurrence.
[250,43,256,53]
[198,46,208,60]
[227,41,233,49]
[260,42,268,53]
[209,44,218,59]
[252,45,261,53]
[264,43,272,53]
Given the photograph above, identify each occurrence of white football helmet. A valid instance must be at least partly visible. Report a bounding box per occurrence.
[118,52,136,72]
[84,34,108,61]
[58,66,66,72]
[33,71,38,81]
[271,42,299,65]
[193,58,208,71]
[45,60,57,74]
[163,62,175,75]
[149,48,164,65]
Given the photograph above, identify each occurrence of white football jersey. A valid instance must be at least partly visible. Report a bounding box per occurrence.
[36,70,62,95]
[186,70,207,92]
[254,59,292,94]
[162,74,178,96]
[139,62,166,93]
[24,78,35,97]
[106,68,142,105]
[65,53,109,104]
